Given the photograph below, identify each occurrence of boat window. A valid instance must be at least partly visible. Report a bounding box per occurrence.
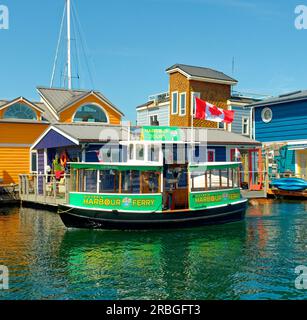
[231,168,240,188]
[176,145,185,164]
[210,170,221,189]
[99,170,119,193]
[141,171,160,193]
[121,170,140,194]
[190,167,240,192]
[148,144,160,162]
[129,144,134,160]
[70,168,78,192]
[84,170,97,193]
[78,169,85,192]
[190,171,207,192]
[178,169,188,188]
[136,144,144,161]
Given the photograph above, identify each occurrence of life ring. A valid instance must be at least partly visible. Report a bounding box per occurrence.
[60,152,68,168]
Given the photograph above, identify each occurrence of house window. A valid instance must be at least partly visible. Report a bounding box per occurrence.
[73,104,108,123]
[191,92,201,115]
[218,122,225,130]
[30,151,38,173]
[242,117,249,135]
[150,115,159,126]
[4,103,37,120]
[261,107,273,123]
[179,92,186,116]
[172,92,178,114]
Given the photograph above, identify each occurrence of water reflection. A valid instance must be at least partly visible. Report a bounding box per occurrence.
[0,201,307,300]
[58,223,246,300]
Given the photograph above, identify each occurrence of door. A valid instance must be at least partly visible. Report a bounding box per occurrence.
[300,154,307,179]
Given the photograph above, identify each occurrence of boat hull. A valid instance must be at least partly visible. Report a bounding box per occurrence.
[58,200,248,230]
[271,178,307,192]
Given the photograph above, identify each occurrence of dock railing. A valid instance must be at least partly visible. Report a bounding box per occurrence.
[19,174,70,206]
[18,170,270,206]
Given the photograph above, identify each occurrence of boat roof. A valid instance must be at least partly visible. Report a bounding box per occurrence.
[69,161,241,171]
[69,162,163,172]
[189,162,241,171]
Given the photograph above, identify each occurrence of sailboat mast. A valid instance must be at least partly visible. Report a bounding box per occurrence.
[67,0,72,89]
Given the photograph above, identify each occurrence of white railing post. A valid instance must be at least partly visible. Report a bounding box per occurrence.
[53,175,57,199]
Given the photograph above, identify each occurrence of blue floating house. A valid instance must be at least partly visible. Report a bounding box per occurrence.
[247,90,307,178]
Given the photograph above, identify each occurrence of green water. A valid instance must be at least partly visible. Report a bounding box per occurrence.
[0,200,306,300]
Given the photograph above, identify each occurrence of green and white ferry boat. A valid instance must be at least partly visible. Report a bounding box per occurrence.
[59,159,247,230]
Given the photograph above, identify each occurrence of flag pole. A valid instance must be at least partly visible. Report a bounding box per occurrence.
[191,99,194,164]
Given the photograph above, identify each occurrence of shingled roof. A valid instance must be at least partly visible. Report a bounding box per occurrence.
[246,90,307,108]
[166,64,237,84]
[39,124,259,146]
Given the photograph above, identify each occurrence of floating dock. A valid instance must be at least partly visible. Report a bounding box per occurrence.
[267,188,307,199]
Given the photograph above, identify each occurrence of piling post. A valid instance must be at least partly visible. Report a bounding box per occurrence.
[43,175,46,203]
[53,175,57,200]
[65,174,69,204]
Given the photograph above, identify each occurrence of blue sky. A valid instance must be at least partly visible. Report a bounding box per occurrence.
[0,0,306,122]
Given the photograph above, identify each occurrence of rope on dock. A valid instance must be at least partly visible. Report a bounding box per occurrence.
[57,206,74,215]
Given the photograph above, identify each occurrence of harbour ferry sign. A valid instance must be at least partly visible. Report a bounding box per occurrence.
[70,193,163,212]
[0,5,9,30]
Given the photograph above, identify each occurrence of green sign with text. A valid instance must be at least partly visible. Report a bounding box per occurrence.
[189,189,241,210]
[141,126,183,141]
[69,193,163,212]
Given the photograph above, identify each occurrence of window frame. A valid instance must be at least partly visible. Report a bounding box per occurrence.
[171,91,179,115]
[261,107,273,123]
[3,103,38,120]
[191,92,201,116]
[72,103,110,123]
[149,114,159,126]
[30,151,38,173]
[179,92,187,116]
[242,116,250,135]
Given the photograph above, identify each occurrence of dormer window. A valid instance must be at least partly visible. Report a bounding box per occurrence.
[3,103,37,120]
[73,104,108,123]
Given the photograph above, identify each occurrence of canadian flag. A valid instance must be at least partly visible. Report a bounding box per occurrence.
[195,97,234,124]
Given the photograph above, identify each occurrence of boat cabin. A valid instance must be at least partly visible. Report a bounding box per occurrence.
[68,161,242,212]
